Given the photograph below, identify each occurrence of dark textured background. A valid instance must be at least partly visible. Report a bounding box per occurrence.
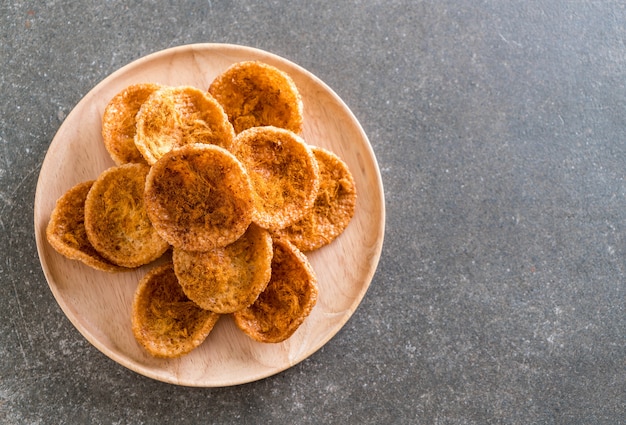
[1,1,624,423]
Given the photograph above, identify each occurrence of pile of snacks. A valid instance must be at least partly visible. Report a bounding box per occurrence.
[46,61,357,358]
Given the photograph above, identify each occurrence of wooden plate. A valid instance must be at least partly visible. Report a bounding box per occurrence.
[34,43,385,387]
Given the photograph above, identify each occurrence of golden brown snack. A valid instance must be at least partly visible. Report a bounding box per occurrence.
[208,61,303,134]
[233,238,318,343]
[274,147,356,251]
[232,126,319,231]
[131,263,220,358]
[46,180,125,272]
[134,85,235,164]
[173,224,273,314]
[144,144,255,251]
[101,83,161,165]
[84,163,169,268]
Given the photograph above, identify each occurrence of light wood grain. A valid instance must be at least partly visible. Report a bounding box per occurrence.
[34,43,385,387]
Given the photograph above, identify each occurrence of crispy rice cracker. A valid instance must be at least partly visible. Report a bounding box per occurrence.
[84,163,169,268]
[102,83,161,165]
[46,180,125,272]
[274,147,356,251]
[131,263,220,358]
[208,61,303,134]
[232,126,319,231]
[144,144,255,251]
[134,85,235,164]
[233,238,318,343]
[173,224,273,314]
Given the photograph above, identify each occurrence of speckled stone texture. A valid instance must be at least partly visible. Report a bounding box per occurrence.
[1,1,624,423]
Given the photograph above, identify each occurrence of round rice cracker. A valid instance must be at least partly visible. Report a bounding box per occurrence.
[134,85,235,165]
[232,126,319,231]
[209,60,304,134]
[46,180,125,272]
[131,263,220,358]
[274,147,357,251]
[233,238,318,343]
[173,224,273,314]
[84,163,169,268]
[144,144,255,251]
[101,82,162,165]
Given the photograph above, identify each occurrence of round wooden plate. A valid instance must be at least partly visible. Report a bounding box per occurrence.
[34,43,385,387]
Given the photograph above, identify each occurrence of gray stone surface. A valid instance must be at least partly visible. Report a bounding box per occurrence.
[1,1,625,423]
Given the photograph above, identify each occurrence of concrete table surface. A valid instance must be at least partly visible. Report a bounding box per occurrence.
[1,1,624,423]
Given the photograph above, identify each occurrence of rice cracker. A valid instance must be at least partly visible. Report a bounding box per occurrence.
[84,163,169,268]
[46,180,125,272]
[144,144,254,251]
[173,224,273,314]
[233,238,318,343]
[134,85,235,164]
[275,146,356,251]
[209,60,303,134]
[131,263,220,358]
[232,126,319,231]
